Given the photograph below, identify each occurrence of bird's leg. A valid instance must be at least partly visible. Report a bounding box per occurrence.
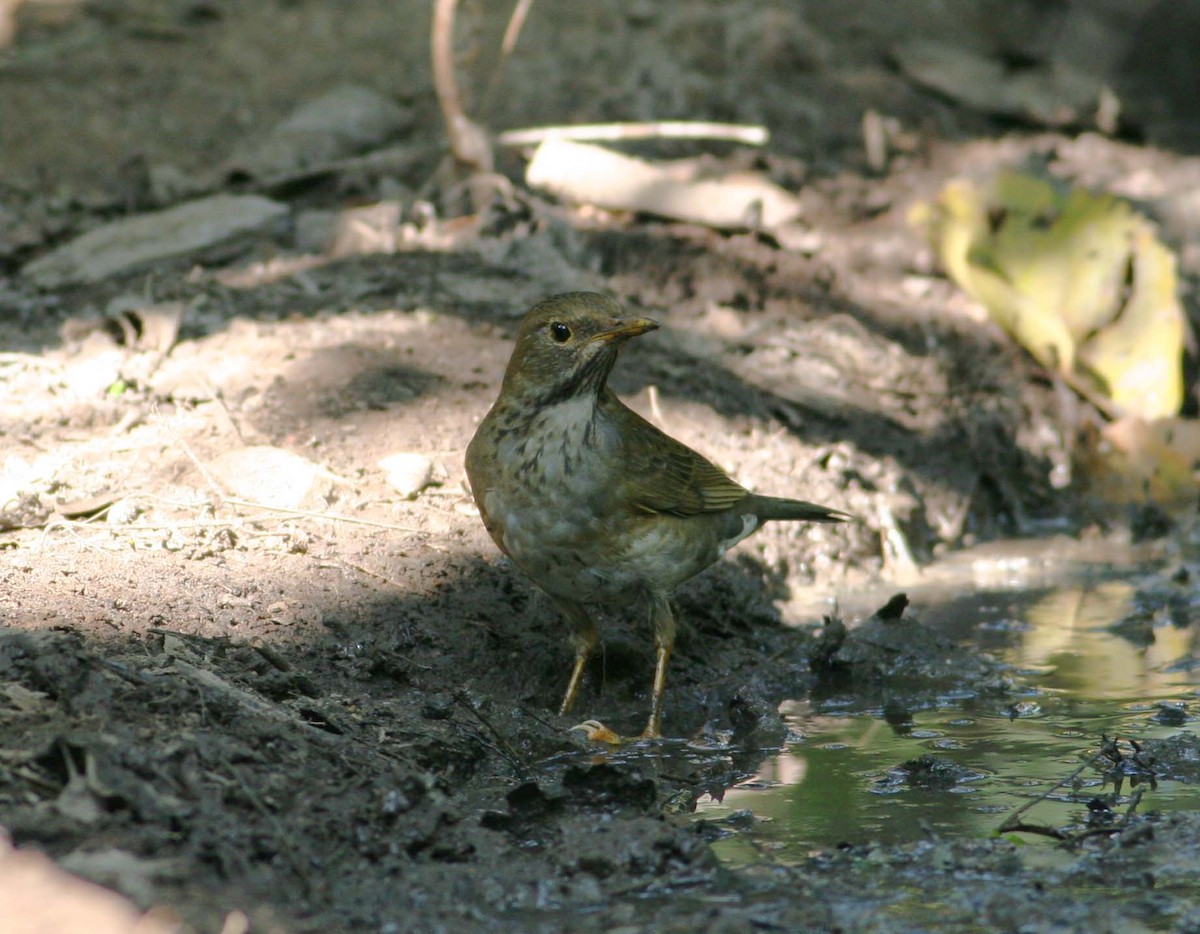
[553,599,597,716]
[640,595,676,740]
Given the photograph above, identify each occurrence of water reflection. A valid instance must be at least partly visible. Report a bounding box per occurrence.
[698,540,1200,865]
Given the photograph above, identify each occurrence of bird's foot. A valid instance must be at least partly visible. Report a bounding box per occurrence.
[568,719,623,745]
[569,719,668,745]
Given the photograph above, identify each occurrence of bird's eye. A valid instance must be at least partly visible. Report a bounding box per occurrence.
[549,322,572,343]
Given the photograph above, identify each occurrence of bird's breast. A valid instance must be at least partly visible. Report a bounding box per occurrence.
[473,401,641,601]
[469,397,753,605]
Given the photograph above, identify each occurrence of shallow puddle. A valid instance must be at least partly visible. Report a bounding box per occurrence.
[697,537,1200,864]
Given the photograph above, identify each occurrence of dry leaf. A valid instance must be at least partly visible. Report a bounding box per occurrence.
[1079,415,1200,507]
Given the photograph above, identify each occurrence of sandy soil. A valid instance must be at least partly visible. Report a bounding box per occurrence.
[3,1,1200,931]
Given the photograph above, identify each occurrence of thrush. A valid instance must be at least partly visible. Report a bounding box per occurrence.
[465,292,848,739]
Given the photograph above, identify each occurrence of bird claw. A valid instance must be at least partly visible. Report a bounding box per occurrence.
[568,719,624,745]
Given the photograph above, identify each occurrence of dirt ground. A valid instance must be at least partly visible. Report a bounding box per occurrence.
[3,1,1200,931]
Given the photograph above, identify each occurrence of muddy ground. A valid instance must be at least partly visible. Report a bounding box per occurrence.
[3,1,1200,931]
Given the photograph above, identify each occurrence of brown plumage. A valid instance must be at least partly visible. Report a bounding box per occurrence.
[466,292,847,738]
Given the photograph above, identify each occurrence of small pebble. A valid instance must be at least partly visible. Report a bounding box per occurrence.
[379,452,435,499]
[106,498,140,525]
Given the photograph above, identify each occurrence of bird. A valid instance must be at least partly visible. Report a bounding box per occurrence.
[465,292,848,739]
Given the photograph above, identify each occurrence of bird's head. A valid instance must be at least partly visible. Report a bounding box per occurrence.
[500,292,659,404]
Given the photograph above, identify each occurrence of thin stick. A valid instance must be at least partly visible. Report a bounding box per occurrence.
[498,121,770,147]
[155,404,228,502]
[228,765,313,896]
[335,559,412,590]
[454,690,539,779]
[219,498,425,534]
[250,638,293,673]
[173,659,341,748]
[478,0,536,116]
[36,496,426,537]
[430,0,492,169]
[997,748,1106,835]
[431,0,465,154]
[500,0,534,56]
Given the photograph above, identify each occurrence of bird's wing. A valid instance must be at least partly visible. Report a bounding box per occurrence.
[609,398,749,517]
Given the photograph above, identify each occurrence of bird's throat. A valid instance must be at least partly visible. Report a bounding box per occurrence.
[511,348,618,408]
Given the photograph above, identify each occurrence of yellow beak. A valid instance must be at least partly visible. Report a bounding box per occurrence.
[593,316,660,343]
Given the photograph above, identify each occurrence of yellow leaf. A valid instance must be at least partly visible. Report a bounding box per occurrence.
[913,172,1189,419]
[1076,229,1186,420]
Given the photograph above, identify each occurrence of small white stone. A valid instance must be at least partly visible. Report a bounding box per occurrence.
[210,446,320,510]
[379,453,435,499]
[106,499,140,525]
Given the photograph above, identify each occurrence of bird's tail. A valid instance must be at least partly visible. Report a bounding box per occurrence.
[753,495,851,524]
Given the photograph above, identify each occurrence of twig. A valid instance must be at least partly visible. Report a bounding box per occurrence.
[499,0,534,57]
[250,638,293,673]
[173,659,341,748]
[202,382,246,445]
[227,765,313,896]
[31,499,428,549]
[219,498,426,535]
[108,489,426,535]
[334,558,413,590]
[453,690,539,779]
[431,0,493,170]
[478,0,536,118]
[34,515,113,554]
[1053,365,1123,421]
[1122,786,1145,822]
[155,403,229,502]
[996,821,1069,841]
[430,0,463,150]
[498,121,769,147]
[997,747,1106,837]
